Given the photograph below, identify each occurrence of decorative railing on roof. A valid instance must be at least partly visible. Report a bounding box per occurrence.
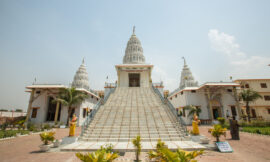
[169,87,181,97]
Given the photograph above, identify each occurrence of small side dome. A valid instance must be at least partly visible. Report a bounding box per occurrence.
[123,26,145,64]
[179,57,198,89]
[71,58,90,90]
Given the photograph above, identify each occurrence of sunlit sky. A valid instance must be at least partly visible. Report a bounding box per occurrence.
[1,0,270,111]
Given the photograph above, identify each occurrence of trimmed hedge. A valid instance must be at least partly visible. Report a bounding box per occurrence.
[0,130,29,139]
[241,127,270,136]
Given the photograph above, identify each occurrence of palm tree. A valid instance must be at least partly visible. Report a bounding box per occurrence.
[132,135,142,162]
[54,87,88,125]
[184,105,202,118]
[239,89,262,122]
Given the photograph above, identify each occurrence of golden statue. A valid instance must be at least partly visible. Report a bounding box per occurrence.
[192,113,200,135]
[69,114,77,136]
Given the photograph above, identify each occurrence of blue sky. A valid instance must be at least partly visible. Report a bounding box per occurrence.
[0,0,270,110]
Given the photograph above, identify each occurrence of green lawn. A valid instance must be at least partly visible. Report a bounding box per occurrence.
[241,127,270,136]
[0,130,30,139]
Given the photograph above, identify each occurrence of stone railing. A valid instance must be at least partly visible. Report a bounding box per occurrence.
[152,84,188,134]
[152,82,163,87]
[80,86,116,136]
[105,82,117,88]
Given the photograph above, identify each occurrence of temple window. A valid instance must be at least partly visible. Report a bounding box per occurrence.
[191,90,196,93]
[260,83,267,88]
[264,95,270,101]
[245,84,249,88]
[267,108,270,114]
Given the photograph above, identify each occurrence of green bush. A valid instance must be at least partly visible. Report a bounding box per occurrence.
[0,130,29,139]
[217,117,226,128]
[43,124,51,130]
[241,127,270,136]
[239,120,270,127]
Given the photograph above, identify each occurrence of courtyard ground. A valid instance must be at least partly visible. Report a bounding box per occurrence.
[0,126,269,162]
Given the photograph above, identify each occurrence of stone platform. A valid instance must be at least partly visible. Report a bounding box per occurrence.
[61,141,206,152]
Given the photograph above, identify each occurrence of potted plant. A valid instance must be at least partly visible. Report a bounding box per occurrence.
[39,131,55,151]
[53,139,61,148]
[208,124,227,142]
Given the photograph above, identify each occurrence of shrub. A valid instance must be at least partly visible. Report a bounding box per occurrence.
[148,139,204,162]
[217,117,225,127]
[208,124,227,142]
[40,131,55,145]
[76,145,119,162]
[239,120,270,127]
[43,124,51,130]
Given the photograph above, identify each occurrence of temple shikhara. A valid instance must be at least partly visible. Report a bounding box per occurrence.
[24,27,270,150]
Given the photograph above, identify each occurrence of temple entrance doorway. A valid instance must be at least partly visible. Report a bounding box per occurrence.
[46,97,61,121]
[129,73,140,87]
[212,106,221,120]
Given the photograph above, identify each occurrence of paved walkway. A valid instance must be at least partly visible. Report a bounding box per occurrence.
[0,126,270,162]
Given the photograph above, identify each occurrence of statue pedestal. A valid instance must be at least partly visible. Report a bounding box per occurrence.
[61,136,77,145]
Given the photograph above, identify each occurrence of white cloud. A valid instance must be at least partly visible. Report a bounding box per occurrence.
[208,29,270,78]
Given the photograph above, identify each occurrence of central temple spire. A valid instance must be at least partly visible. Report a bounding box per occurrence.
[123,27,145,64]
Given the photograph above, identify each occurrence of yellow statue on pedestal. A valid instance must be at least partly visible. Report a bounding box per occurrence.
[69,114,77,136]
[192,113,200,135]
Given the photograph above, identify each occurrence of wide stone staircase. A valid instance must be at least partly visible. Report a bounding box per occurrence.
[79,87,187,142]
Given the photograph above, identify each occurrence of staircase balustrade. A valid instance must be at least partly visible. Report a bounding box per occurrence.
[152,84,188,134]
[80,86,116,136]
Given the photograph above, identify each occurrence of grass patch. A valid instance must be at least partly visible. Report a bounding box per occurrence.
[0,130,30,139]
[241,127,270,136]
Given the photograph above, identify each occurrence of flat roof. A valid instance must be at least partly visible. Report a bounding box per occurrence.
[25,84,99,98]
[168,82,240,97]
[234,79,270,82]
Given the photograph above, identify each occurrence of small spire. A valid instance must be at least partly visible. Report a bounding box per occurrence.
[133,26,136,35]
[182,57,186,66]
[82,57,85,64]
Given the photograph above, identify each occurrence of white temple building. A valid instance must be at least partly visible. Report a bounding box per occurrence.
[168,58,241,125]
[25,59,100,126]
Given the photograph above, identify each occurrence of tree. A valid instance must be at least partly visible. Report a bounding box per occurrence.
[54,87,88,125]
[239,89,262,122]
[132,135,142,162]
[184,105,202,118]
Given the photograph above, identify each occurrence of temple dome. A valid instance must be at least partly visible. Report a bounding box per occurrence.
[179,57,198,89]
[71,59,90,90]
[123,27,145,64]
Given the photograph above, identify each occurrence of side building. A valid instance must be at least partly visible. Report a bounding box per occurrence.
[25,59,100,126]
[234,79,270,120]
[168,59,241,125]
